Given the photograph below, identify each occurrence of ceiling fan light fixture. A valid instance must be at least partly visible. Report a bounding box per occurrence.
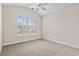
[27,3,48,12]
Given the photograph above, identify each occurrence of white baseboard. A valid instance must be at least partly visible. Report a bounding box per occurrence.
[3,36,79,49]
[43,36,79,49]
[3,38,41,46]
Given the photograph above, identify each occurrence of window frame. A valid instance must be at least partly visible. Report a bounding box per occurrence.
[16,15,37,36]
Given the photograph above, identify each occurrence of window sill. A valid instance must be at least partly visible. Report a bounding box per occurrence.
[17,33,37,37]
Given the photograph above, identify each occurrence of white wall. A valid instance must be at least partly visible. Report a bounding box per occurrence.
[43,5,79,48]
[0,4,2,52]
[2,5,42,46]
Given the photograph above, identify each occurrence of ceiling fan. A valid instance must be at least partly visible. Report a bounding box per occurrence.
[27,3,48,12]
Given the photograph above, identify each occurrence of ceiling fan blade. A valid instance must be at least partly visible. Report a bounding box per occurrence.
[39,3,48,7]
[27,5,36,8]
[41,7,47,11]
[27,3,39,8]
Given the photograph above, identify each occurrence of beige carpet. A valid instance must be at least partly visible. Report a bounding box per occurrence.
[1,39,79,56]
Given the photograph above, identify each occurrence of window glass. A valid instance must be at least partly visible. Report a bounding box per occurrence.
[17,16,36,35]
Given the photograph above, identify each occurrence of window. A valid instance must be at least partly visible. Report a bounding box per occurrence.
[17,16,36,36]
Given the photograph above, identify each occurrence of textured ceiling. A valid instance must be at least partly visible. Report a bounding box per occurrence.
[3,3,75,16]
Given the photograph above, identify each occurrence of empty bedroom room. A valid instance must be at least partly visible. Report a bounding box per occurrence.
[0,3,79,56]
